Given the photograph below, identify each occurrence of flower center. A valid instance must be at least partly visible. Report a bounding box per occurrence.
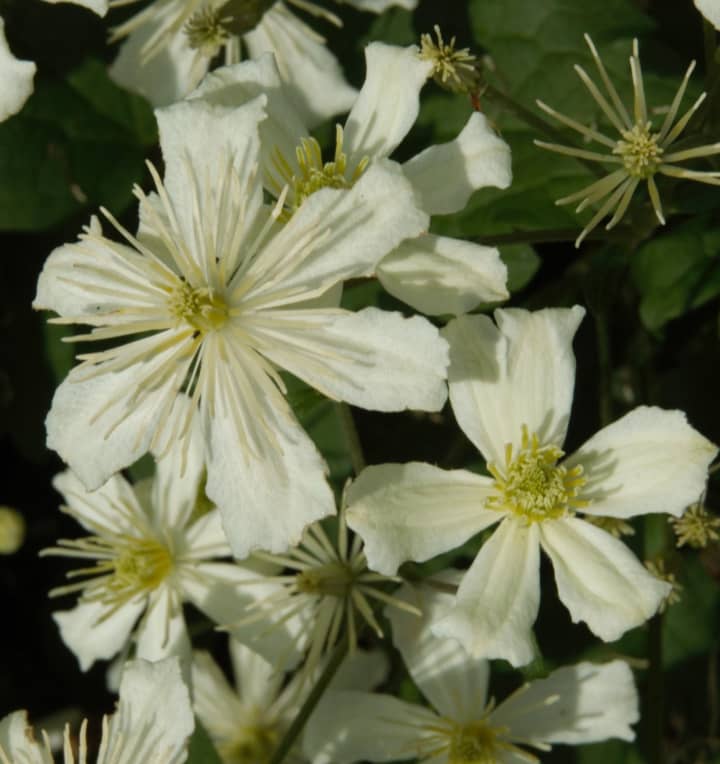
[169,282,229,333]
[184,6,233,57]
[419,25,482,95]
[614,122,663,178]
[295,560,356,597]
[487,425,587,523]
[448,721,502,764]
[220,721,279,764]
[108,538,173,601]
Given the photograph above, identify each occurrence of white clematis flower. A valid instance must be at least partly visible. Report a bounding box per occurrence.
[34,95,447,558]
[303,582,640,764]
[108,0,414,118]
[0,2,106,122]
[0,657,193,763]
[42,397,265,672]
[695,0,720,28]
[346,306,718,665]
[188,43,512,316]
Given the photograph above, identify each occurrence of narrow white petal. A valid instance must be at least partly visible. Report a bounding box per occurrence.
[540,517,670,641]
[184,509,231,556]
[388,580,491,723]
[343,42,432,161]
[44,0,108,15]
[192,650,247,744]
[695,0,720,29]
[491,659,638,745]
[567,406,717,519]
[377,234,508,315]
[0,711,47,763]
[346,462,498,575]
[403,112,512,215]
[53,598,144,671]
[229,639,285,708]
[303,690,438,764]
[0,18,35,122]
[244,4,356,127]
[331,649,389,693]
[135,587,191,666]
[433,517,540,666]
[443,307,584,465]
[254,307,448,412]
[344,0,417,10]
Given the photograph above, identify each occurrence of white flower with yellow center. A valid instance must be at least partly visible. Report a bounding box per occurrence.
[187,43,512,316]
[346,306,718,665]
[303,582,639,764]
[42,398,265,671]
[34,95,447,558]
[108,0,413,119]
[0,657,193,764]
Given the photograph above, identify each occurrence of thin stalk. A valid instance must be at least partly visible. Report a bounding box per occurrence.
[337,402,366,475]
[269,636,349,764]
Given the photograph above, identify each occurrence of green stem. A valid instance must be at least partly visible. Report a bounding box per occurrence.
[337,402,366,475]
[269,636,349,764]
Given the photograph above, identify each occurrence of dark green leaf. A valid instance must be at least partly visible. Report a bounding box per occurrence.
[187,719,223,764]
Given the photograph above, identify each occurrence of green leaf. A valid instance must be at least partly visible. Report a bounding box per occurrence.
[500,244,540,292]
[187,719,223,764]
[578,739,646,764]
[631,216,720,330]
[360,6,416,47]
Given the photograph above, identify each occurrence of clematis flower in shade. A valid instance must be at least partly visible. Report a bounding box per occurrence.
[189,43,512,316]
[108,0,414,120]
[41,398,259,672]
[303,582,639,764]
[346,306,718,666]
[536,35,720,247]
[34,95,447,558]
[0,657,193,763]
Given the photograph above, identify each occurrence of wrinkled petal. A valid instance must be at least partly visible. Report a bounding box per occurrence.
[0,18,36,122]
[433,517,540,666]
[244,4,356,127]
[491,659,638,745]
[252,307,448,413]
[403,112,512,215]
[568,406,717,519]
[346,461,497,575]
[388,579,490,723]
[443,307,584,465]
[377,234,508,315]
[303,690,438,764]
[540,517,670,641]
[695,0,720,29]
[344,42,432,162]
[53,598,144,671]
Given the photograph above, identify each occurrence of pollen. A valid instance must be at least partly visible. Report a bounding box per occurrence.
[169,281,229,333]
[219,721,278,764]
[184,6,232,58]
[614,123,663,178]
[448,720,502,764]
[487,425,588,523]
[419,25,482,95]
[296,560,356,598]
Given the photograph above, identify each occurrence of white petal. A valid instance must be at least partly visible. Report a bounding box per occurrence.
[377,234,508,315]
[184,509,231,557]
[443,307,584,465]
[491,659,638,745]
[388,580,490,723]
[135,587,191,666]
[106,657,194,764]
[567,406,717,519]
[0,711,47,763]
[331,648,389,693]
[43,0,108,15]
[254,307,448,412]
[303,690,438,764]
[695,0,720,29]
[433,517,540,666]
[344,0,417,9]
[0,18,35,122]
[244,4,356,127]
[53,598,144,671]
[228,639,285,709]
[540,517,670,641]
[403,112,512,215]
[346,461,497,575]
[110,17,208,106]
[343,42,431,162]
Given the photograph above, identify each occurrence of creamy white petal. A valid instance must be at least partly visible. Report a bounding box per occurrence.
[331,649,389,693]
[303,690,438,764]
[403,112,512,215]
[110,8,207,106]
[444,307,584,465]
[105,657,194,764]
[192,650,247,743]
[44,0,108,14]
[695,0,720,29]
[491,659,638,745]
[433,517,540,665]
[345,0,417,9]
[377,234,508,316]
[228,639,285,709]
[540,517,670,641]
[388,580,490,723]
[244,3,356,127]
[135,586,191,666]
[184,509,231,557]
[0,712,48,764]
[343,42,432,162]
[346,461,497,575]
[0,18,36,123]
[53,598,144,671]
[567,406,717,519]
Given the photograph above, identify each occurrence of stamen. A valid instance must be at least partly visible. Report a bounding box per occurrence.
[419,25,482,95]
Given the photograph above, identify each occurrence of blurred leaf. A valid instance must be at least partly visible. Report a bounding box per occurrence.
[631,216,720,330]
[187,719,223,764]
[578,739,647,764]
[500,243,540,292]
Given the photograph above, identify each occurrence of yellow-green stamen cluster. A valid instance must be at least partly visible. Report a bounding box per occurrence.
[487,425,587,523]
[169,282,229,333]
[419,25,482,95]
[614,123,663,178]
[448,720,502,764]
[644,559,682,612]
[671,502,720,548]
[184,6,233,57]
[219,721,278,764]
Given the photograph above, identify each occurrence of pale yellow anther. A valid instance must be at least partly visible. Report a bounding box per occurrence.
[169,282,229,333]
[614,122,663,178]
